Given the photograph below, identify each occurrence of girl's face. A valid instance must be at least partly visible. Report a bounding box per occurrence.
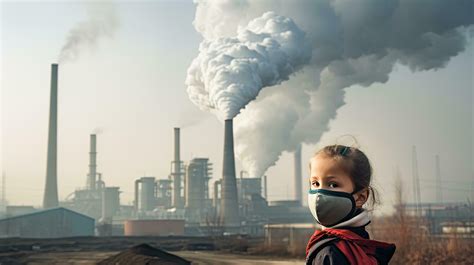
[309,154,368,207]
[309,154,355,193]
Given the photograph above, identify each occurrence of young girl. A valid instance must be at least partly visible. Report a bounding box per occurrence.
[306,144,396,265]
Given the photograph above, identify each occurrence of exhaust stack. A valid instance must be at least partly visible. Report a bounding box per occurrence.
[294,144,302,205]
[172,128,183,208]
[220,119,240,231]
[43,64,59,209]
[87,134,97,190]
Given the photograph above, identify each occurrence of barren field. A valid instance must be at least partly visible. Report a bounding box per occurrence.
[5,250,303,265]
[0,236,304,265]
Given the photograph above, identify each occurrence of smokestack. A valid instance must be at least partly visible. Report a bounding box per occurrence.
[294,144,302,205]
[220,119,240,231]
[43,63,59,209]
[172,128,182,208]
[88,134,97,190]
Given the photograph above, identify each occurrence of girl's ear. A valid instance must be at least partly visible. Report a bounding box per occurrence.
[354,188,369,208]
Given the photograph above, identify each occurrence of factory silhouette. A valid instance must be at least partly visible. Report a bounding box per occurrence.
[0,63,313,238]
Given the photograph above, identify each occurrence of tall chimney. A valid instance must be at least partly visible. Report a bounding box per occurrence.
[220,119,240,231]
[294,144,302,205]
[88,134,97,190]
[43,63,59,209]
[172,128,182,208]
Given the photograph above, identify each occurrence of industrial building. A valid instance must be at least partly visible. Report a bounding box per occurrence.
[61,134,122,224]
[185,158,213,224]
[135,177,158,213]
[396,202,474,235]
[237,174,261,203]
[39,65,122,226]
[5,206,37,217]
[133,176,177,214]
[0,207,94,238]
[33,63,318,238]
[124,219,185,236]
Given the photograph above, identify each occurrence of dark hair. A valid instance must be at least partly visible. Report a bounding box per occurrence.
[311,144,379,209]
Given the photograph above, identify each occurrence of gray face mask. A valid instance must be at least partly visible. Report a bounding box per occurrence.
[307,189,357,227]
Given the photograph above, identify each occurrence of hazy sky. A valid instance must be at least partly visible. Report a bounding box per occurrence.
[1,0,472,215]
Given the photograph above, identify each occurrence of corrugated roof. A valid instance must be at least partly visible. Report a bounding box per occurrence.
[0,207,94,222]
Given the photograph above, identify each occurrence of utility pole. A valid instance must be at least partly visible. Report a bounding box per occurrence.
[412,146,422,218]
[435,155,443,203]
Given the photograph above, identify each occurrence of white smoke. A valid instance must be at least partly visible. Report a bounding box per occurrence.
[191,0,474,177]
[58,1,118,63]
[185,12,312,120]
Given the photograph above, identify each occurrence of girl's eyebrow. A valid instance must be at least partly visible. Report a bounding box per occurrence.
[311,175,337,180]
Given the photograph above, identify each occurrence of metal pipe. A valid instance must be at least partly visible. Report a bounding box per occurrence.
[213,180,220,208]
[43,63,59,209]
[134,179,140,213]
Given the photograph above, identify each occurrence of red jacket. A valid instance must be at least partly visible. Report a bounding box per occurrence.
[306,228,396,265]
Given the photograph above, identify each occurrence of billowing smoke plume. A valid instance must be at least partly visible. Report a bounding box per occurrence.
[185,12,312,120]
[58,1,118,63]
[191,0,474,177]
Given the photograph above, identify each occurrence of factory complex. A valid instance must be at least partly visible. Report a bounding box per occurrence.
[0,64,313,238]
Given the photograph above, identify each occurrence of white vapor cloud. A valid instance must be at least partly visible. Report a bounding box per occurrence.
[191,0,474,177]
[58,1,119,63]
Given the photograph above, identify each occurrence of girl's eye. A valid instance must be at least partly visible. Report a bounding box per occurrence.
[312,181,320,187]
[329,182,338,188]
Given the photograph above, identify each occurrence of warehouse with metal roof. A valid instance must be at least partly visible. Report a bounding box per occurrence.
[0,207,94,238]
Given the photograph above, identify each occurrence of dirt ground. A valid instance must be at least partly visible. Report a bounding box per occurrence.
[175,251,304,265]
[13,250,304,265]
[0,236,305,264]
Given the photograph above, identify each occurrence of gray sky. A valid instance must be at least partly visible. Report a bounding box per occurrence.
[1,0,472,215]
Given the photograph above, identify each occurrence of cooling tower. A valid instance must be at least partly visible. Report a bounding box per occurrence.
[172,128,183,208]
[88,134,97,190]
[43,64,59,209]
[294,144,302,205]
[220,119,240,231]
